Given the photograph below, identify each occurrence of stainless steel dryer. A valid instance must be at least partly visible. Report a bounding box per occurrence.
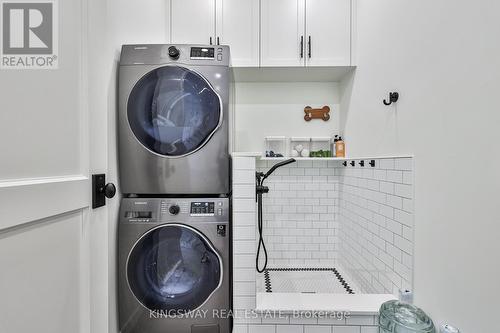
[118,45,231,195]
[118,197,231,333]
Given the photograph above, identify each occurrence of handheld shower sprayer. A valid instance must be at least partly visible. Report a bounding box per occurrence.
[256,158,296,273]
[262,158,297,181]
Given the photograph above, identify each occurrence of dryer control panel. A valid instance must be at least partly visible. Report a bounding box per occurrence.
[190,47,215,59]
[119,44,230,67]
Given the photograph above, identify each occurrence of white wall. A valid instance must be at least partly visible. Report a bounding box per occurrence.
[337,158,414,296]
[342,1,500,331]
[234,82,340,153]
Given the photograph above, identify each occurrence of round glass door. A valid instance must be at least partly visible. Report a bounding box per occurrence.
[127,224,222,312]
[127,66,222,157]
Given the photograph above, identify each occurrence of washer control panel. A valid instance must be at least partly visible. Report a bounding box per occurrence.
[124,210,152,222]
[121,198,228,223]
[160,198,228,219]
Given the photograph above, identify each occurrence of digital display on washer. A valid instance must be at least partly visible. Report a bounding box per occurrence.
[190,202,215,216]
[125,211,152,219]
[190,47,215,59]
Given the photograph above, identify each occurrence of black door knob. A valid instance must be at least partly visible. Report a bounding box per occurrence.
[168,46,180,60]
[101,183,116,199]
[169,205,180,215]
[92,174,115,209]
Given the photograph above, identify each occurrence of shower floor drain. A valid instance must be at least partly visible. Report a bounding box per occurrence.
[263,268,354,294]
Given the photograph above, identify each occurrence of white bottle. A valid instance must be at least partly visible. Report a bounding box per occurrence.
[331,135,338,157]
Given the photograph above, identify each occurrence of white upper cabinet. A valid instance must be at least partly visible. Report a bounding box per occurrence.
[261,0,351,67]
[168,0,351,68]
[216,0,260,67]
[170,0,216,45]
[261,0,306,67]
[305,0,351,66]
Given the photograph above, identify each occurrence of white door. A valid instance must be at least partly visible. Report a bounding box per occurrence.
[305,0,351,66]
[0,0,112,332]
[261,0,305,67]
[170,0,216,45]
[216,0,260,67]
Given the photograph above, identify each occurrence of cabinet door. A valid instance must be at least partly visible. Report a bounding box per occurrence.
[261,0,306,67]
[216,0,260,67]
[305,0,351,66]
[171,0,216,45]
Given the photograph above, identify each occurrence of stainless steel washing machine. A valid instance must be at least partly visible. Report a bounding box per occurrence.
[118,44,231,195]
[118,197,231,333]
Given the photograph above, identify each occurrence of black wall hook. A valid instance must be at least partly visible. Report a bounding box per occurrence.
[383,92,399,106]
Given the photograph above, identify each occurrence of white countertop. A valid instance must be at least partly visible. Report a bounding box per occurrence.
[256,292,396,315]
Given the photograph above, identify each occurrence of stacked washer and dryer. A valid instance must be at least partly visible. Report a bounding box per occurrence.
[117,45,232,333]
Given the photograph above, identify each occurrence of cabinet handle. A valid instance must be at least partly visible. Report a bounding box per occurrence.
[210,37,213,45]
[217,37,220,45]
[308,36,312,58]
[300,36,304,58]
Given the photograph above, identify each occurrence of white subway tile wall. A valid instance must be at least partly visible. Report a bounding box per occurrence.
[256,159,339,267]
[336,158,414,295]
[233,157,259,324]
[231,157,414,332]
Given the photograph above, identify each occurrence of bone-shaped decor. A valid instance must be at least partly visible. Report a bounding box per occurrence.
[304,106,330,121]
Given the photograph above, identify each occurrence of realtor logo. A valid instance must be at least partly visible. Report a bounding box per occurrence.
[1,0,58,69]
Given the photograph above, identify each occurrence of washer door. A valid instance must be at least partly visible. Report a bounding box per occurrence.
[127,66,222,157]
[127,224,222,312]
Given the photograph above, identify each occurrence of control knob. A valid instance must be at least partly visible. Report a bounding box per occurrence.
[168,46,180,60]
[169,204,180,215]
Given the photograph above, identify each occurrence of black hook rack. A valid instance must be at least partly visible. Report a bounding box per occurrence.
[359,160,365,167]
[350,161,355,167]
[342,161,347,167]
[369,160,376,168]
[383,92,399,106]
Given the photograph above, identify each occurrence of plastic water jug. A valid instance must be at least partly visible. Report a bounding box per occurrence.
[379,300,435,333]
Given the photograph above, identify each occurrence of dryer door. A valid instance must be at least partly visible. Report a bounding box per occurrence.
[127,66,222,157]
[126,224,222,312]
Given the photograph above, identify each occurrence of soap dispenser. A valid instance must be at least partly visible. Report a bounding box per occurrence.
[332,135,339,157]
[335,137,345,157]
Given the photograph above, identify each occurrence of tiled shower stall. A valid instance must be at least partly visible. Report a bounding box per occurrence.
[232,155,414,332]
[255,157,414,294]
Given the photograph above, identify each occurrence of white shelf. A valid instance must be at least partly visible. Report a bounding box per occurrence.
[232,152,414,161]
[260,157,342,161]
[231,152,262,157]
[259,155,414,161]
